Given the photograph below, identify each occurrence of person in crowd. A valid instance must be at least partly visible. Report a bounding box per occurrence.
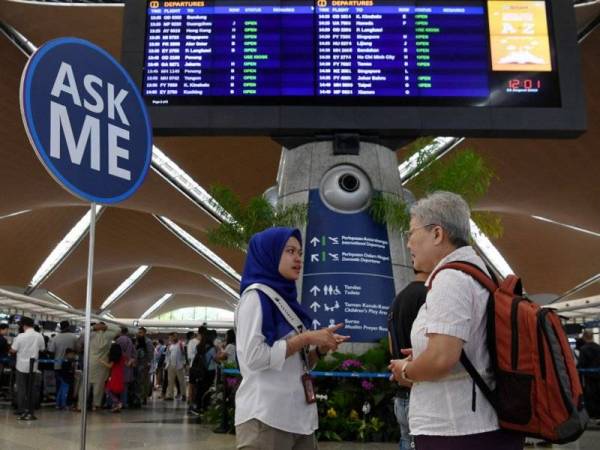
[48,320,77,407]
[10,317,45,420]
[0,323,9,359]
[216,329,237,366]
[214,328,238,432]
[104,342,126,413]
[77,322,114,412]
[235,227,348,450]
[135,327,154,406]
[153,339,166,392]
[578,330,600,419]
[164,332,186,400]
[116,327,136,407]
[388,268,429,450]
[195,329,218,412]
[186,330,200,412]
[389,191,524,450]
[0,323,9,395]
[56,348,76,410]
[33,324,49,349]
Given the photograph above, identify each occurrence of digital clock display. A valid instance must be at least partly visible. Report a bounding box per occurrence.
[141,0,561,107]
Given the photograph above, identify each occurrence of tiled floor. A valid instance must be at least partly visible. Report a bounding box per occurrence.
[0,397,598,449]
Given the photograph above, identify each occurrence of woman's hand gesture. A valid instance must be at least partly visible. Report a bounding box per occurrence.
[305,323,350,352]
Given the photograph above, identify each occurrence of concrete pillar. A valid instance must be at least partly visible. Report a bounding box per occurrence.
[277,141,413,351]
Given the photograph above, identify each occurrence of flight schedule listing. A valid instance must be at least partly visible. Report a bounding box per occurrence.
[143,0,507,101]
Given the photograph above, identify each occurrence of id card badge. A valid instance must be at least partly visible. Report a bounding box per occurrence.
[301,373,317,404]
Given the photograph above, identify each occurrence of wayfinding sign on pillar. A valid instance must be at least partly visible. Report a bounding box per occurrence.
[302,190,396,343]
[20,37,152,447]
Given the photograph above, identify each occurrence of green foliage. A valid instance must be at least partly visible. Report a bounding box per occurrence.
[406,148,495,205]
[372,142,503,238]
[471,210,504,239]
[208,139,502,249]
[203,339,400,443]
[369,193,410,232]
[206,184,308,251]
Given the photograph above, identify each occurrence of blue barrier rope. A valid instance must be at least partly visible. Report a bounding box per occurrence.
[224,367,600,377]
[3,360,600,375]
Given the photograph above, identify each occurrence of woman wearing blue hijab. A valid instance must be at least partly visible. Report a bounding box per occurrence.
[235,227,348,450]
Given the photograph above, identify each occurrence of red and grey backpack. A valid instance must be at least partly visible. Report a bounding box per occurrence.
[429,261,588,444]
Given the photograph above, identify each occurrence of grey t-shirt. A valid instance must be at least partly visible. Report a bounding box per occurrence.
[48,332,78,370]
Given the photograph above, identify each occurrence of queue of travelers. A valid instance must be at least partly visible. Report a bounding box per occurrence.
[0,317,235,420]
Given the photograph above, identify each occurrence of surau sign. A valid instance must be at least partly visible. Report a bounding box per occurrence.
[20,37,152,204]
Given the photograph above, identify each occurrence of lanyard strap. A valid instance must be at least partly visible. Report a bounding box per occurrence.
[241,283,311,371]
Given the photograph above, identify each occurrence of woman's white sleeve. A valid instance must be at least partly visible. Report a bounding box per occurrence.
[236,292,287,372]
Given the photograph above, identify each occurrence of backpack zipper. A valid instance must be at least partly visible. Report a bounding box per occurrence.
[511,298,527,370]
[536,311,547,380]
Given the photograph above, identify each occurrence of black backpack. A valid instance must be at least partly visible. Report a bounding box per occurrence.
[189,349,208,384]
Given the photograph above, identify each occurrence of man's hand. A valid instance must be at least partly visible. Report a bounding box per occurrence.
[389,357,413,387]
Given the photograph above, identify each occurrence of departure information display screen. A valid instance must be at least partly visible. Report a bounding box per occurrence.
[142,0,560,106]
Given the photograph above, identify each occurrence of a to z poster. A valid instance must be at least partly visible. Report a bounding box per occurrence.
[488,1,552,72]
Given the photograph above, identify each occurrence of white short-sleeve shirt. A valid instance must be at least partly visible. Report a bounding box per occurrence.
[409,246,499,436]
[234,290,318,435]
[11,328,46,374]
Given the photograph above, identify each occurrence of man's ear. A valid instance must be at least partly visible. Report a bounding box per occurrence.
[432,226,444,245]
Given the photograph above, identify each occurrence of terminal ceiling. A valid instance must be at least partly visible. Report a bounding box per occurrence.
[0,1,598,320]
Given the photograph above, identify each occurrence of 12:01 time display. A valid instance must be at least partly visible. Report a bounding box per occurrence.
[507,78,542,91]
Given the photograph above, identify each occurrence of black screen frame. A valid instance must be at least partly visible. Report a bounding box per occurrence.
[121,0,586,138]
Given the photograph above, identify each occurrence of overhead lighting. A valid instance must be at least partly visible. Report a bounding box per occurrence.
[140,292,173,319]
[0,210,31,220]
[46,291,72,309]
[156,215,241,283]
[151,146,234,224]
[206,275,240,306]
[99,265,150,311]
[470,219,514,278]
[399,137,464,183]
[26,205,104,294]
[532,215,600,238]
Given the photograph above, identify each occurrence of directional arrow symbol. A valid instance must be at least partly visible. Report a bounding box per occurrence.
[311,254,319,263]
[310,285,321,296]
[310,237,320,247]
[312,319,321,330]
[310,301,321,312]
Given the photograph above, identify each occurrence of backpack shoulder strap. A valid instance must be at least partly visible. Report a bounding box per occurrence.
[429,260,498,293]
[460,350,498,410]
[241,283,307,333]
[429,261,500,411]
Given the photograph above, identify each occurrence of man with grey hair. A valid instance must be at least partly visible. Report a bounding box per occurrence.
[389,191,523,449]
[409,190,471,250]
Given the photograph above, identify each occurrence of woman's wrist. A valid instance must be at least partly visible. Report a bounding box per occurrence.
[286,333,308,356]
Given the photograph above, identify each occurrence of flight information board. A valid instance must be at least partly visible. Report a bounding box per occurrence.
[142,0,560,106]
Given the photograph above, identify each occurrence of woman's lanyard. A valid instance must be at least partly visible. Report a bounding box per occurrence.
[241,283,317,404]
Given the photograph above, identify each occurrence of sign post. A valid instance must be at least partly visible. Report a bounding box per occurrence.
[20,37,152,450]
[302,190,396,342]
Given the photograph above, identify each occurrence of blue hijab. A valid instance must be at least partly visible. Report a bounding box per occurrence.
[240,227,312,346]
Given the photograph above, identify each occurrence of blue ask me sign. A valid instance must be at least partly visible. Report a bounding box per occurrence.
[20,37,152,204]
[302,190,396,342]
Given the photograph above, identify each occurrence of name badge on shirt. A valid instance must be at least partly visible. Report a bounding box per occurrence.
[301,373,317,404]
